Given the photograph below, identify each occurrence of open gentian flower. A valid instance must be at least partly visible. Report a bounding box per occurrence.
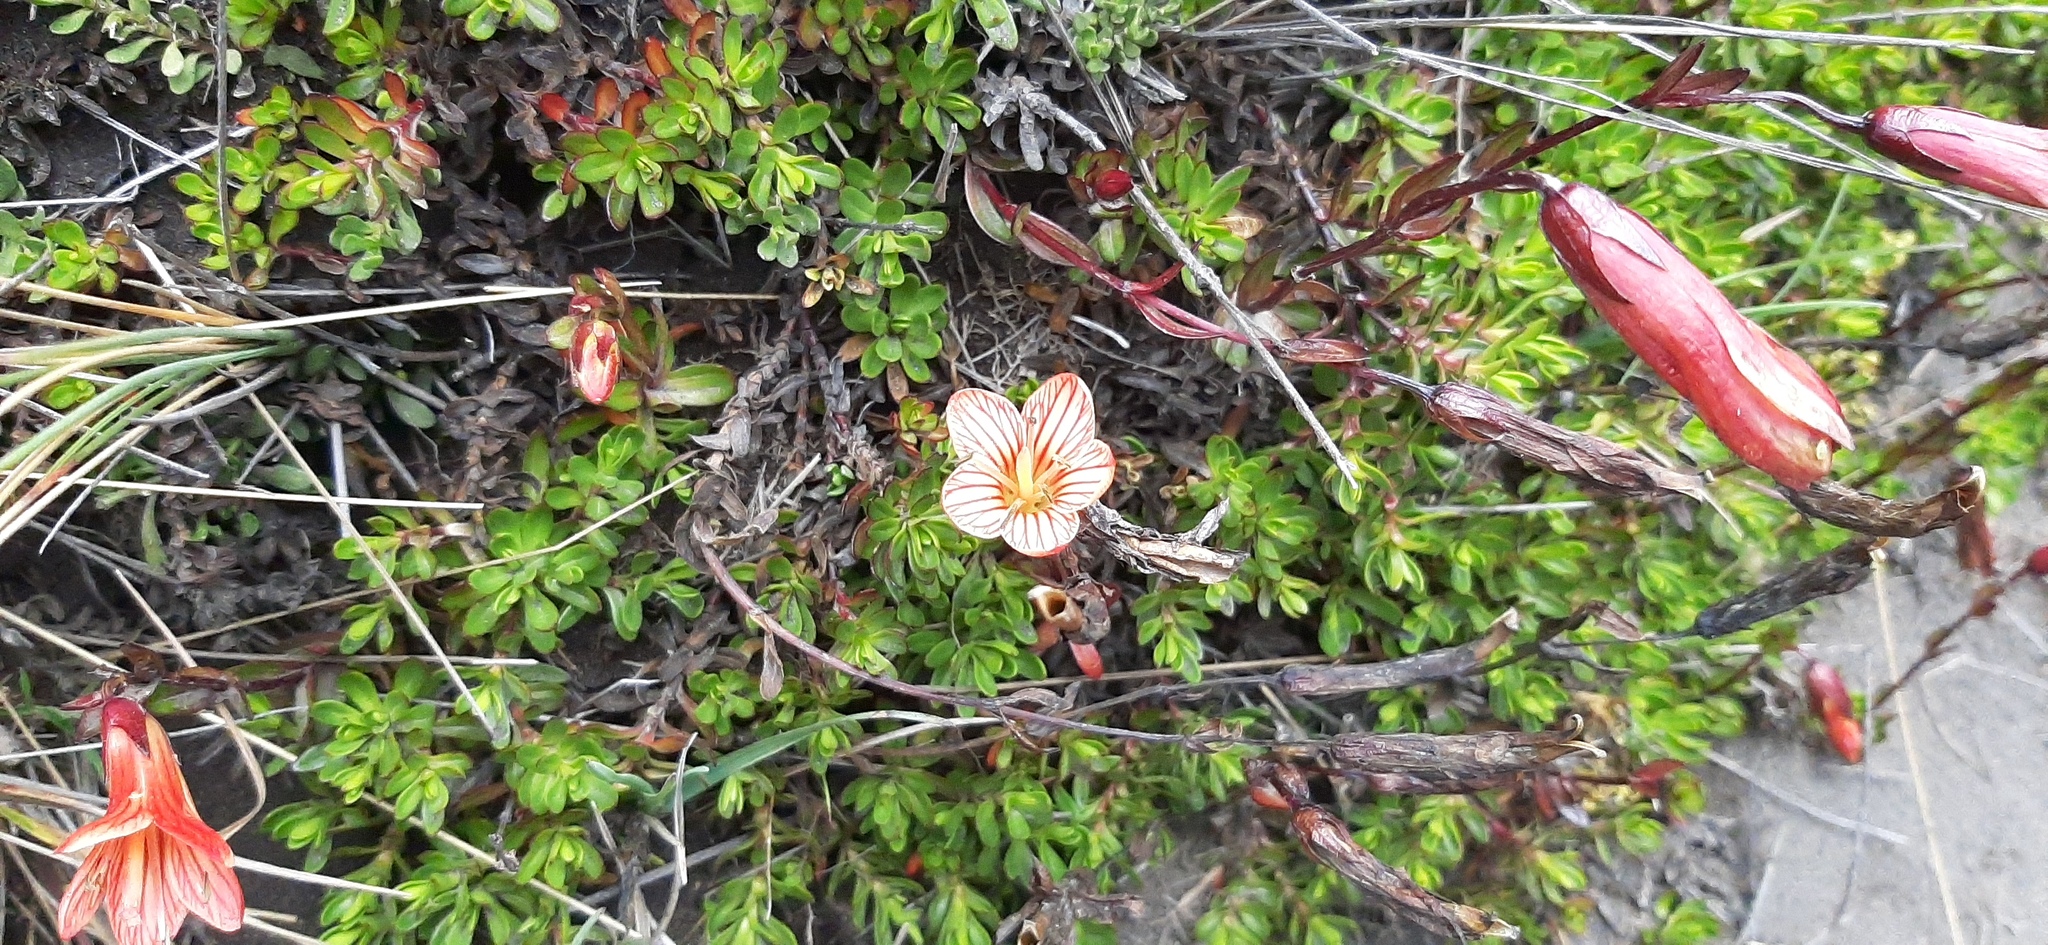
[57,697,244,945]
[941,374,1117,557]
[1864,105,2048,209]
[1538,179,1854,489]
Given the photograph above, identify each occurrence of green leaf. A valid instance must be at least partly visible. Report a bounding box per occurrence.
[969,0,1017,49]
[262,44,326,79]
[104,37,158,65]
[323,0,355,34]
[159,42,187,78]
[385,391,437,428]
[660,363,739,407]
[669,711,939,807]
[519,0,562,32]
[48,9,92,34]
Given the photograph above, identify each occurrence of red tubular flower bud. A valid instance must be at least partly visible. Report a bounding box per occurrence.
[1538,180,1854,488]
[569,320,621,405]
[1865,105,2048,209]
[1804,659,1864,764]
[1824,715,1866,765]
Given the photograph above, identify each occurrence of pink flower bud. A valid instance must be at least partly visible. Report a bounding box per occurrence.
[1865,105,2048,209]
[1539,181,1854,488]
[569,319,621,405]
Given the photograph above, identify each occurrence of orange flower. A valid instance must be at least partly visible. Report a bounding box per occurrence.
[941,374,1117,557]
[57,697,244,945]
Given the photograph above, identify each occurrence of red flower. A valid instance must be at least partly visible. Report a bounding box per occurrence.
[1865,105,2048,209]
[57,698,244,945]
[941,374,1117,557]
[1538,180,1854,488]
[568,319,621,405]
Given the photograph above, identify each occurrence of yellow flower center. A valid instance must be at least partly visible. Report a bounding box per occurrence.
[1007,454,1053,515]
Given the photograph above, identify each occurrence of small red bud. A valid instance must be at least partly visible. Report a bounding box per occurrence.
[1092,168,1133,200]
[1804,659,1863,764]
[2026,544,2048,576]
[1824,716,1865,765]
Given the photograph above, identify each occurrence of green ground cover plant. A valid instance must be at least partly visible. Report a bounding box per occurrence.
[2,2,2047,944]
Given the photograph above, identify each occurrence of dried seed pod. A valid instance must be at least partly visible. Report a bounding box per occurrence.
[1321,725,1594,784]
[1783,467,1982,538]
[1422,381,1709,502]
[1690,538,1878,638]
[1277,613,1516,696]
[1247,763,1518,938]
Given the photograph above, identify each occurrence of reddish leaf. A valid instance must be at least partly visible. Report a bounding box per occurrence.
[537,92,571,123]
[1394,199,1467,241]
[1467,121,1538,175]
[1273,338,1368,364]
[1384,153,1461,219]
[1628,759,1686,797]
[1635,44,1708,106]
[622,91,651,137]
[645,37,675,79]
[1657,69,1750,107]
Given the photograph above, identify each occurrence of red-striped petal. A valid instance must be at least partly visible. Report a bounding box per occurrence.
[941,459,1015,539]
[1023,374,1099,468]
[57,843,114,938]
[945,389,1024,466]
[1046,438,1116,513]
[1003,508,1081,557]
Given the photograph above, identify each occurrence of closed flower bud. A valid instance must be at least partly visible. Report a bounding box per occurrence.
[1804,659,1864,764]
[1538,180,1854,489]
[568,319,621,406]
[1865,105,2048,209]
